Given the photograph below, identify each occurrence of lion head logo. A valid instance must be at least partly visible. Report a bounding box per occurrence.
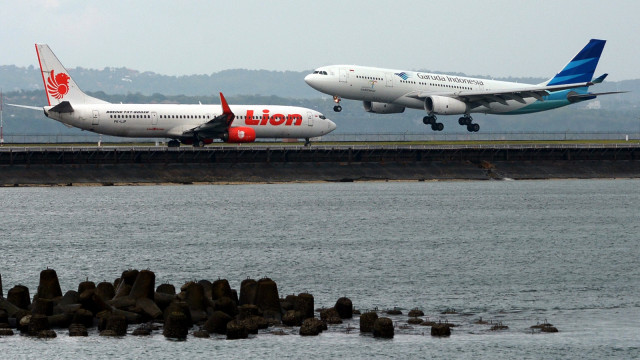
[46,70,71,100]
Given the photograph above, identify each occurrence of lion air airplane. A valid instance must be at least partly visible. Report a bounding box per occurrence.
[12,44,336,146]
[305,39,624,132]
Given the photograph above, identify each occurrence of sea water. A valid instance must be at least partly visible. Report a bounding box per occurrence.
[0,179,638,359]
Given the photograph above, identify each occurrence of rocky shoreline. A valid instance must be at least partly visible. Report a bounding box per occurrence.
[0,269,558,340]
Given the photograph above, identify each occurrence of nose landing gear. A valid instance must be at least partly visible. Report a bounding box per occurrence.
[333,96,342,112]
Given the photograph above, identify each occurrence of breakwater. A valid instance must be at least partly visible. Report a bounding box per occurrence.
[0,268,558,339]
[1,144,639,185]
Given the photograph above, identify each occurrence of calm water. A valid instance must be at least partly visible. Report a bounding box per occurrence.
[0,180,639,359]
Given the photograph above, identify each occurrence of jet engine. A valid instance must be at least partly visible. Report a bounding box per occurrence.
[424,96,469,115]
[221,127,256,143]
[363,101,405,114]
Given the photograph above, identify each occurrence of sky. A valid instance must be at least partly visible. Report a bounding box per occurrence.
[2,0,640,81]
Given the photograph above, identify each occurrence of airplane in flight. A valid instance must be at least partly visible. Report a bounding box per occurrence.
[11,44,336,147]
[304,39,624,132]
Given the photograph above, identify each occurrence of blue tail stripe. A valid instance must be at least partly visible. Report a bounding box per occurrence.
[547,39,605,86]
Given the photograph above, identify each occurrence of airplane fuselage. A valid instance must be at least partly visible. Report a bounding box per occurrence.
[45,104,335,140]
[305,65,581,115]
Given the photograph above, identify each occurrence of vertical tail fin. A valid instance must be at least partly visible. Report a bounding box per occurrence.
[35,44,109,106]
[545,39,606,86]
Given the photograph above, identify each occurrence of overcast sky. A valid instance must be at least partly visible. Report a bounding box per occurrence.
[2,0,639,81]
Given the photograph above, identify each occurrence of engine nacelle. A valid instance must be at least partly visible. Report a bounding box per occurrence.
[222,127,256,143]
[363,101,405,114]
[424,96,469,115]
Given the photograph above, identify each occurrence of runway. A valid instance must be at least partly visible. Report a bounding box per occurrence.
[1,143,639,185]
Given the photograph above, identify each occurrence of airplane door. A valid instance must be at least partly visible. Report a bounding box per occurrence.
[307,112,313,126]
[92,110,99,125]
[151,112,158,125]
[339,68,348,83]
[385,73,393,87]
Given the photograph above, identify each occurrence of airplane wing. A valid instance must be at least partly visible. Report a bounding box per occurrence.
[182,92,235,138]
[406,81,595,109]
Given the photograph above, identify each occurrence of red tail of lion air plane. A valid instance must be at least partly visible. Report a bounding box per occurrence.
[12,44,336,147]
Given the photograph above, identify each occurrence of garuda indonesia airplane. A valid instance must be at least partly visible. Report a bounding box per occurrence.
[305,39,624,132]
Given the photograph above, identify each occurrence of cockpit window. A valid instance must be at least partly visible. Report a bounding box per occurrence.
[319,115,326,119]
[313,70,329,75]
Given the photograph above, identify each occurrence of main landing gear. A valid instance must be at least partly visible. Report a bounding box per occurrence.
[458,115,480,132]
[333,95,342,112]
[304,137,311,147]
[423,115,444,131]
[168,139,181,148]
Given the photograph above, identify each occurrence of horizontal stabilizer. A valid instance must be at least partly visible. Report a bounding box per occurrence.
[592,73,608,84]
[7,103,43,111]
[567,91,628,100]
[49,101,74,113]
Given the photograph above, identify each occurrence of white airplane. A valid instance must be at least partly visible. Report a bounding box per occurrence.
[11,44,336,147]
[305,39,624,132]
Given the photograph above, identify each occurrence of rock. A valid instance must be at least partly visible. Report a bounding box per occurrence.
[37,269,62,300]
[431,323,452,337]
[105,313,127,336]
[0,328,14,336]
[334,297,353,319]
[373,317,394,338]
[163,311,188,340]
[540,325,559,333]
[129,270,155,300]
[136,297,162,319]
[114,270,138,298]
[211,279,233,301]
[282,310,303,326]
[213,296,238,318]
[47,313,72,328]
[77,281,96,294]
[255,278,281,318]
[299,318,324,336]
[32,298,54,316]
[198,280,213,300]
[295,293,315,320]
[28,314,50,336]
[237,304,260,320]
[360,311,378,333]
[320,308,342,324]
[386,308,402,315]
[36,329,57,338]
[7,285,31,310]
[193,329,210,338]
[408,309,424,317]
[226,320,248,340]
[132,326,152,336]
[163,301,193,328]
[68,323,88,336]
[156,283,176,295]
[96,282,115,301]
[203,311,232,334]
[100,329,118,337]
[239,279,258,306]
[408,317,423,324]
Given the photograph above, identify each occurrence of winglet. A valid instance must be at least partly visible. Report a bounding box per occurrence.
[592,73,608,84]
[219,92,235,126]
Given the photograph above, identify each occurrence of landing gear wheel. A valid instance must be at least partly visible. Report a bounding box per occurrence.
[193,140,204,147]
[423,115,436,125]
[168,140,180,148]
[467,123,480,132]
[304,138,311,147]
[333,105,342,112]
[431,122,444,131]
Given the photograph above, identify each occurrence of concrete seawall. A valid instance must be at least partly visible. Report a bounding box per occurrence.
[1,144,639,185]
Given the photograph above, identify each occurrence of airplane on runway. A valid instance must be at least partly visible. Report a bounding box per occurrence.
[304,39,625,132]
[11,44,336,147]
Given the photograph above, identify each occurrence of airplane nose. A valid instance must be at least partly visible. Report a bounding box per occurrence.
[304,74,313,85]
[327,119,336,132]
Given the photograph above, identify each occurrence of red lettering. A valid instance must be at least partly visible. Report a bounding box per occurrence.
[245,110,259,125]
[286,114,302,126]
[260,109,269,125]
[269,114,285,125]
